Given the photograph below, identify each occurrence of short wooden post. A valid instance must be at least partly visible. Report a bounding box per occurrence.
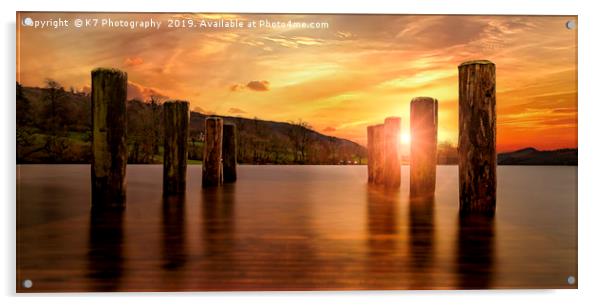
[91,68,127,207]
[222,123,237,183]
[458,60,496,215]
[410,97,438,197]
[367,125,375,183]
[373,124,385,185]
[202,117,223,187]
[383,117,401,188]
[163,100,190,195]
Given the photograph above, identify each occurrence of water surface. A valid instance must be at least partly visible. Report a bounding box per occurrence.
[16,165,577,291]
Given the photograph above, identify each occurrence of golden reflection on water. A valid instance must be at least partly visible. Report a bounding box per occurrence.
[16,165,576,291]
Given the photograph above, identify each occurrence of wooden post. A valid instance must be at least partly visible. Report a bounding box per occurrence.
[410,97,438,197]
[383,117,401,188]
[373,124,385,185]
[202,117,223,187]
[367,125,375,183]
[222,123,237,183]
[458,60,496,215]
[163,100,190,195]
[91,68,127,208]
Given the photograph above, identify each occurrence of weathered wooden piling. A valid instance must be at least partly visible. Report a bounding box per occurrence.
[91,68,127,207]
[383,117,401,188]
[163,100,190,195]
[367,125,375,183]
[458,60,497,215]
[373,124,385,185]
[222,123,237,183]
[410,97,438,197]
[202,117,223,187]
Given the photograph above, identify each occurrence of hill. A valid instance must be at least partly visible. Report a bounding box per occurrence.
[497,147,577,165]
[16,83,365,164]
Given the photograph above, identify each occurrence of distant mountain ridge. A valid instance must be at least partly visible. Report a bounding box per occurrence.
[497,147,577,165]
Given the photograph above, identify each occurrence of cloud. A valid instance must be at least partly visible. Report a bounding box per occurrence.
[323,126,336,132]
[230,84,245,92]
[246,80,270,91]
[336,31,352,39]
[230,80,270,92]
[228,107,247,114]
[124,56,144,67]
[263,35,325,49]
[127,81,168,101]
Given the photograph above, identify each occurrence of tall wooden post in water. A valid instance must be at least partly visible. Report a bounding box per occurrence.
[383,117,401,188]
[367,125,375,183]
[203,117,223,187]
[410,97,438,197]
[91,68,127,208]
[458,60,496,215]
[163,100,190,195]
[373,124,385,185]
[222,123,237,183]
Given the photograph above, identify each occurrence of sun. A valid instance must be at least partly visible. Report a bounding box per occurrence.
[400,132,411,145]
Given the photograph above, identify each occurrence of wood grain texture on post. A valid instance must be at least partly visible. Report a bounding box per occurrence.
[163,100,190,195]
[222,123,237,183]
[410,97,438,197]
[91,68,128,208]
[383,117,401,188]
[203,117,223,187]
[367,125,375,183]
[458,60,497,215]
[373,124,385,185]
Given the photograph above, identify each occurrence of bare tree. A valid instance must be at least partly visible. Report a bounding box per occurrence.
[288,119,313,164]
[43,79,65,133]
[148,95,166,155]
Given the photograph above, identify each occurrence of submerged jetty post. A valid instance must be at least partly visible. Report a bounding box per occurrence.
[222,123,237,183]
[373,124,385,185]
[410,97,438,197]
[91,68,128,208]
[458,60,497,215]
[163,100,190,195]
[367,125,375,183]
[383,117,401,188]
[202,117,223,187]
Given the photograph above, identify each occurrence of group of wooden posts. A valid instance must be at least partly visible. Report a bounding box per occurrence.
[367,60,497,215]
[90,68,237,209]
[89,59,497,215]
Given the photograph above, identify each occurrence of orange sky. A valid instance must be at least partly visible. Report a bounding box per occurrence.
[16,13,577,152]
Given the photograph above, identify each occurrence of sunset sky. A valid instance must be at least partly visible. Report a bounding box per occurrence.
[16,13,577,152]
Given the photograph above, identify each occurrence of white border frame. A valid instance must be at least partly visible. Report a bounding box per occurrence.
[3,1,600,304]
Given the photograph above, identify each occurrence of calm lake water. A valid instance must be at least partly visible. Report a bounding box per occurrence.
[16,165,577,291]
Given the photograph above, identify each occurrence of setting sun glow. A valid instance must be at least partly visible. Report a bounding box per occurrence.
[401,133,411,145]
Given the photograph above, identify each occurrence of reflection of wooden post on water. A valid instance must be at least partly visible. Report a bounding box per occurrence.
[458,60,496,215]
[91,68,127,207]
[373,124,385,185]
[410,97,438,197]
[163,100,190,195]
[366,125,375,183]
[222,123,237,183]
[203,117,223,187]
[383,117,401,188]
